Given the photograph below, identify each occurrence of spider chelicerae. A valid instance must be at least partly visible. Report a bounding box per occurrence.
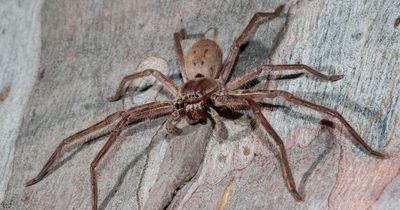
[25,5,386,210]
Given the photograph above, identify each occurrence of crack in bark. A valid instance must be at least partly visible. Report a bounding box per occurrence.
[163,144,209,210]
[136,122,166,210]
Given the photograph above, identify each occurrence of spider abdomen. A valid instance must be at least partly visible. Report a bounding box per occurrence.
[185,39,222,79]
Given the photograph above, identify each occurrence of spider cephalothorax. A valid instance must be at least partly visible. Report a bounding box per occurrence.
[26,5,387,210]
[180,77,220,123]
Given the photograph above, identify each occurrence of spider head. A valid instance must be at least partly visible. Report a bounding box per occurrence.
[180,77,219,124]
[184,94,206,124]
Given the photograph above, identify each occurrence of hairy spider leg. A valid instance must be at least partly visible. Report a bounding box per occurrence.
[174,30,190,82]
[218,5,284,83]
[226,64,342,90]
[25,101,174,210]
[25,111,125,186]
[232,89,387,159]
[210,95,303,201]
[89,101,174,210]
[90,115,128,210]
[107,69,179,102]
[246,99,304,201]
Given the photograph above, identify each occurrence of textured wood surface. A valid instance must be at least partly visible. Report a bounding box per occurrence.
[1,0,399,210]
[0,0,43,202]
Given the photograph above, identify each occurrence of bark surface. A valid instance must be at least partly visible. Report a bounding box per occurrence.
[1,0,399,210]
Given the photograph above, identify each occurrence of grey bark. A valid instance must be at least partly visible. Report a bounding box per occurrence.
[1,0,399,210]
[0,0,43,202]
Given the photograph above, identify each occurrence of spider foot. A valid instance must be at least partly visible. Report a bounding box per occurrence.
[274,5,285,15]
[371,150,389,159]
[107,95,120,102]
[291,190,304,202]
[329,74,343,81]
[25,177,40,187]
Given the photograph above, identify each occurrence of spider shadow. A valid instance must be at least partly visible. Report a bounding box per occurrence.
[32,116,170,208]
[35,132,110,183]
[98,117,205,210]
[45,118,163,176]
[97,98,368,208]
[216,102,287,123]
[297,121,336,195]
[287,91,387,151]
[229,40,314,88]
[229,40,271,81]
[253,116,336,198]
[98,121,167,210]
[276,105,333,127]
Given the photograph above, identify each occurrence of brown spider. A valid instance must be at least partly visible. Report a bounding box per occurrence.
[25,5,387,210]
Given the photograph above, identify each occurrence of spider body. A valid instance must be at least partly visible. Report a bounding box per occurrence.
[180,77,220,123]
[178,35,224,123]
[26,5,387,210]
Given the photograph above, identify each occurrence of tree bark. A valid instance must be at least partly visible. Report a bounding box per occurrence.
[1,0,399,209]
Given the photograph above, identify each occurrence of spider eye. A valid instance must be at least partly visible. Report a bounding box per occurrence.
[195,74,204,78]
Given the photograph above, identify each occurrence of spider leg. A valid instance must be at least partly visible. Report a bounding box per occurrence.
[25,111,125,186]
[218,5,284,83]
[208,107,228,139]
[231,89,387,159]
[226,64,343,90]
[211,94,302,200]
[88,101,174,210]
[107,69,179,102]
[211,94,249,110]
[246,99,304,201]
[174,30,190,82]
[165,110,183,135]
[90,115,128,210]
